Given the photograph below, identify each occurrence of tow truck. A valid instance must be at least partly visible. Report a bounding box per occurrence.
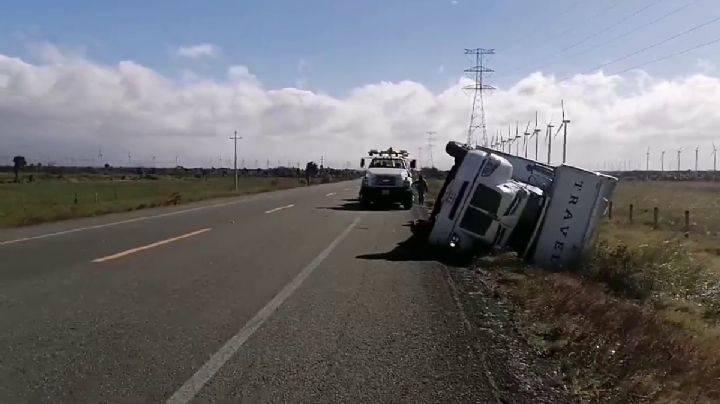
[425,141,617,268]
[359,148,417,209]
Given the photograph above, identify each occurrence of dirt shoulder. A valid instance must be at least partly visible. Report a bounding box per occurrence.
[444,263,574,403]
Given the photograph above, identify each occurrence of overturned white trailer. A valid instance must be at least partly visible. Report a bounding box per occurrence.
[426,141,617,268]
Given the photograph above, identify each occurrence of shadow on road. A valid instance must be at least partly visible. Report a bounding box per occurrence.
[318,198,405,212]
[356,229,436,262]
[356,221,484,266]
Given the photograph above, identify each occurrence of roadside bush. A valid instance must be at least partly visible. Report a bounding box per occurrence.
[584,239,707,302]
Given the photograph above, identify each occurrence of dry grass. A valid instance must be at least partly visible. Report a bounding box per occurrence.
[474,180,720,403]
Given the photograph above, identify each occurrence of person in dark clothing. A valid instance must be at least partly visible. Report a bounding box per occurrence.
[414,174,429,205]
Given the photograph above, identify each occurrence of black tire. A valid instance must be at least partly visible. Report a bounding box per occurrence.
[360,194,371,207]
[402,197,413,210]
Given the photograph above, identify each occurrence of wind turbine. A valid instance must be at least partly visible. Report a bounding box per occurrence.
[646,147,650,171]
[507,124,513,155]
[660,150,666,173]
[695,146,700,173]
[677,148,682,172]
[560,100,570,163]
[533,112,541,161]
[546,117,554,165]
[514,121,521,155]
[712,142,718,171]
[523,121,531,158]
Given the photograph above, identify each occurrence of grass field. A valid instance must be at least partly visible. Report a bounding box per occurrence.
[487,181,720,402]
[0,175,304,228]
[424,178,720,402]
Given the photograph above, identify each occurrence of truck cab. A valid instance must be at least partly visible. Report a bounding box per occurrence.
[360,148,417,209]
[428,141,616,268]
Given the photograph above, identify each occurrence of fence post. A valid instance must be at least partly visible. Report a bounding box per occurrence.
[629,204,634,224]
[684,210,690,232]
[653,207,659,229]
[608,201,613,220]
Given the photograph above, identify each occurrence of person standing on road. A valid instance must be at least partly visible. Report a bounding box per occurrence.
[414,174,429,205]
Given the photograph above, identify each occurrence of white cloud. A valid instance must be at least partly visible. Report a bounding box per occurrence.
[1,49,720,170]
[175,43,221,59]
[437,65,445,74]
[451,0,459,5]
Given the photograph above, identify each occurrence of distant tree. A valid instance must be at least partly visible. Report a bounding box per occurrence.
[12,156,27,182]
[305,161,319,186]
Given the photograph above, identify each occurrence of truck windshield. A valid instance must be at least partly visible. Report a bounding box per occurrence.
[459,207,493,235]
[470,184,501,214]
[369,158,405,168]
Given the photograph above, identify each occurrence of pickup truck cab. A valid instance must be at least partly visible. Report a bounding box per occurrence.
[360,149,417,209]
[428,141,616,268]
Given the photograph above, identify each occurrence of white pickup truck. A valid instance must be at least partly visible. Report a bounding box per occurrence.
[426,141,617,268]
[359,148,417,209]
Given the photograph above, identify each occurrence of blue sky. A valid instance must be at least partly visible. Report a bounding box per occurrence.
[3,0,720,169]
[2,0,719,95]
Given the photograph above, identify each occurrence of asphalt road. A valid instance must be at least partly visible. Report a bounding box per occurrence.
[0,181,500,403]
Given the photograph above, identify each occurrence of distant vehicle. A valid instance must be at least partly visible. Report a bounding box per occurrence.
[359,148,417,209]
[426,141,617,268]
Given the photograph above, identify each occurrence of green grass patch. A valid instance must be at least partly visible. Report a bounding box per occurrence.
[0,176,302,228]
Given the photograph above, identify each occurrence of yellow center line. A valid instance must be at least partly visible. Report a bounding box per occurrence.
[92,228,212,263]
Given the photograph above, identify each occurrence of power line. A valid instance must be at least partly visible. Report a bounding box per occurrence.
[563,13,720,80]
[611,34,720,75]
[503,0,626,74]
[564,0,700,61]
[501,0,588,55]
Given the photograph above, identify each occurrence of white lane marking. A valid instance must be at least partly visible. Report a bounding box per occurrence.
[91,228,212,263]
[264,204,294,214]
[0,198,256,246]
[166,217,361,404]
[325,192,335,197]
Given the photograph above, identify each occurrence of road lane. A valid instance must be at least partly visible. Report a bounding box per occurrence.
[193,206,497,403]
[0,181,359,402]
[91,228,213,263]
[0,182,354,283]
[0,180,498,403]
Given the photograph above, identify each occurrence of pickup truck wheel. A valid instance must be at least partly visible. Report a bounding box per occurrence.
[402,198,413,210]
[360,195,371,207]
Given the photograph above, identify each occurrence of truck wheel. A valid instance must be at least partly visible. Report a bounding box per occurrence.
[402,197,413,210]
[360,194,371,207]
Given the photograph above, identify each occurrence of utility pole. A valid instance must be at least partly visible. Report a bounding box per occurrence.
[695,146,699,173]
[712,143,718,171]
[230,131,242,191]
[661,150,665,173]
[463,48,495,146]
[426,131,436,168]
[646,148,650,171]
[677,149,682,172]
